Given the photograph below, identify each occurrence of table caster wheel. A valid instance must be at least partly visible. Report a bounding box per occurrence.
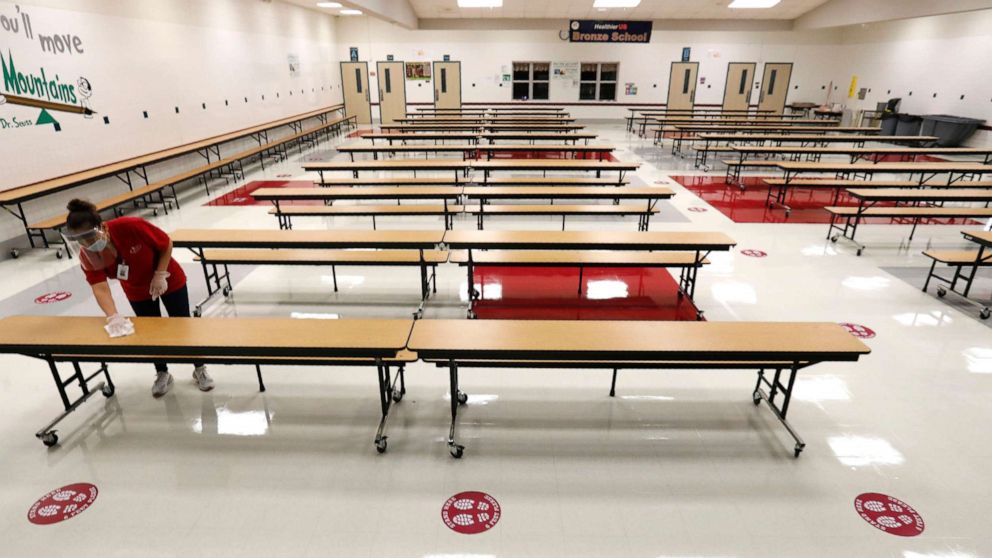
[981,308,991,320]
[193,307,202,318]
[467,311,477,320]
[856,248,863,257]
[937,287,947,298]
[414,309,424,320]
[40,432,58,447]
[56,250,64,260]
[101,384,115,397]
[9,249,19,259]
[449,444,464,459]
[222,286,232,297]
[375,437,388,454]
[457,391,468,405]
[785,210,792,217]
[794,444,805,458]
[752,392,761,406]
[392,389,404,403]
[830,235,839,243]
[471,289,480,300]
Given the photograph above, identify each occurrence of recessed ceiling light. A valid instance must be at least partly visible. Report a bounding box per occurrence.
[458,0,503,7]
[340,8,363,14]
[728,0,781,8]
[316,2,342,7]
[593,0,641,7]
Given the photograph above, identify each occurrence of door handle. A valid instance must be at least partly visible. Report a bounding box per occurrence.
[434,89,439,102]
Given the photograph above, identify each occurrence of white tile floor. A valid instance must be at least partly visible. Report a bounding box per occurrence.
[0,122,991,557]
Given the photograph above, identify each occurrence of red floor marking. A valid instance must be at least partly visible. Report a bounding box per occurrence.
[471,266,701,320]
[739,249,767,258]
[34,291,72,304]
[442,491,501,534]
[854,493,924,537]
[673,175,980,225]
[840,323,876,339]
[206,181,322,207]
[27,483,98,525]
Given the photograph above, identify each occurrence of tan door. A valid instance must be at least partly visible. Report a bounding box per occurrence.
[340,61,372,125]
[758,62,793,114]
[376,61,406,125]
[666,62,699,111]
[722,62,756,112]
[433,61,461,109]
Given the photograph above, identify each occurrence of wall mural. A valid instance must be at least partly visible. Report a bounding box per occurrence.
[0,4,96,132]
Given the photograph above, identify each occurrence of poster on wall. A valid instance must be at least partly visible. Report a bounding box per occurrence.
[287,54,300,76]
[0,3,98,134]
[624,83,637,96]
[406,62,431,80]
[568,20,652,43]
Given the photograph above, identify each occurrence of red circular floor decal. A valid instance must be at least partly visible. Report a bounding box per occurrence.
[840,323,876,339]
[740,249,767,258]
[34,291,72,304]
[27,483,98,525]
[854,493,924,537]
[687,207,708,213]
[441,491,501,534]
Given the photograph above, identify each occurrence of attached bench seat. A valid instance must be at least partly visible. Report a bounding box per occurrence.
[317,177,469,187]
[764,179,992,189]
[825,205,992,255]
[921,248,992,319]
[465,204,660,231]
[721,159,784,183]
[192,248,449,315]
[24,114,357,258]
[448,249,708,267]
[474,177,631,187]
[267,204,464,230]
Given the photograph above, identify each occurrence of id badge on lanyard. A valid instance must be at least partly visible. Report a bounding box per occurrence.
[116,263,130,281]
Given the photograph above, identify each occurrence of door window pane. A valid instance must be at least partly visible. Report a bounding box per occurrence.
[441,68,447,93]
[385,68,391,93]
[355,68,362,93]
[738,68,748,95]
[768,69,777,95]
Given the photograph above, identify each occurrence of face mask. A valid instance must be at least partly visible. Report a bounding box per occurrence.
[86,237,108,252]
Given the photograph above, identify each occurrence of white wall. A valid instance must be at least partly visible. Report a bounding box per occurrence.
[335,17,846,120]
[833,9,992,145]
[0,0,341,250]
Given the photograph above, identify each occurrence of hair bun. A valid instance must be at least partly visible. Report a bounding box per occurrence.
[66,198,96,213]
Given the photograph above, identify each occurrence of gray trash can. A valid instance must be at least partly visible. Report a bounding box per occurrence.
[895,114,922,136]
[920,114,986,147]
[880,113,898,135]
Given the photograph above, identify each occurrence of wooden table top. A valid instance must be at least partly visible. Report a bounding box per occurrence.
[670,125,880,133]
[303,160,471,171]
[777,161,992,173]
[0,316,412,359]
[442,230,736,251]
[653,118,833,125]
[481,133,598,139]
[628,108,778,114]
[0,104,345,203]
[360,132,481,140]
[338,143,614,152]
[698,134,936,142]
[396,117,576,123]
[448,250,704,266]
[846,189,992,201]
[252,187,464,199]
[472,160,639,170]
[408,320,871,362]
[461,186,674,198]
[733,146,992,155]
[962,229,992,247]
[171,229,445,249]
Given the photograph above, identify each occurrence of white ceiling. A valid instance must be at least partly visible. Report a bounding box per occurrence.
[409,0,832,20]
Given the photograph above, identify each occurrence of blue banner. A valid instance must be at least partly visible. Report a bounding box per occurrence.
[568,20,652,43]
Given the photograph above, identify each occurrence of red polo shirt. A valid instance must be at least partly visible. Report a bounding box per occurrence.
[82,217,186,302]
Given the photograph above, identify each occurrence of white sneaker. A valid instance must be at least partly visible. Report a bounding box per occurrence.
[152,371,173,397]
[193,366,215,392]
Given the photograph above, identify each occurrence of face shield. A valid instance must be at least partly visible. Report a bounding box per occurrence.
[64,227,116,271]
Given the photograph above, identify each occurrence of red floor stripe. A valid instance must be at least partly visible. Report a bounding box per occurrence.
[673,175,980,225]
[471,266,701,321]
